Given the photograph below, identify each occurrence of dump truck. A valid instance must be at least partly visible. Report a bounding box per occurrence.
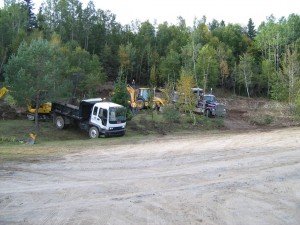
[52,98,126,138]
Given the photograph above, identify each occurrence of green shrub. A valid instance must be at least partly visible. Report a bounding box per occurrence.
[251,114,273,125]
[162,105,181,123]
[264,115,273,124]
[186,116,194,124]
[126,108,134,121]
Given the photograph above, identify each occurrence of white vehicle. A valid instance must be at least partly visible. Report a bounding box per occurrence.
[52,98,126,138]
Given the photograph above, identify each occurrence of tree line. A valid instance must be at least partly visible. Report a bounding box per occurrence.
[1,0,300,109]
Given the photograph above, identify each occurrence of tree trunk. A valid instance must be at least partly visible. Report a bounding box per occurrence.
[244,69,250,98]
[34,95,40,133]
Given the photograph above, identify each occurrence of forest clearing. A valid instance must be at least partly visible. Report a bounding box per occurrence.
[1,1,300,224]
[1,95,300,224]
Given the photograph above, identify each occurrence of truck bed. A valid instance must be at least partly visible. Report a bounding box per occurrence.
[52,102,81,120]
[52,99,102,121]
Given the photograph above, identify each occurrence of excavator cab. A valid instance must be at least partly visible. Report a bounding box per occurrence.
[27,101,52,121]
[137,88,164,111]
[137,88,152,109]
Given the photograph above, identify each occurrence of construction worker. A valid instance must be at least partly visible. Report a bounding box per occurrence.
[131,79,136,89]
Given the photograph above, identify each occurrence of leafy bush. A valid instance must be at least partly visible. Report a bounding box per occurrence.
[251,114,274,125]
[162,105,181,123]
[186,116,194,124]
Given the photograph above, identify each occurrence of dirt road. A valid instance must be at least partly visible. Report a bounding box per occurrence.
[1,127,300,225]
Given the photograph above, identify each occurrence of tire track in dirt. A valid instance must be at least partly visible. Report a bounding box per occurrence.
[0,127,300,225]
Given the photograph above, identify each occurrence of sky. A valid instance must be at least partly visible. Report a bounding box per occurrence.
[0,0,298,27]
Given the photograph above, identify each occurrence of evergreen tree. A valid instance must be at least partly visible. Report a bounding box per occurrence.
[209,19,219,31]
[4,39,72,129]
[247,18,256,40]
[23,0,37,31]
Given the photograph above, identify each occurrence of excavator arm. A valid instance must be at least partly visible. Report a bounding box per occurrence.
[0,87,9,99]
[126,84,137,109]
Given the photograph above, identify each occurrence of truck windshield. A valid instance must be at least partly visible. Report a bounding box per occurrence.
[109,107,126,123]
[205,95,216,102]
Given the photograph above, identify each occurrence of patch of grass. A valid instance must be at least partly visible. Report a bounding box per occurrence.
[0,109,225,148]
[195,115,224,129]
[250,114,274,126]
[0,119,88,145]
[162,106,181,123]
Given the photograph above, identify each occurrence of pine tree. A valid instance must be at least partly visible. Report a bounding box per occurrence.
[247,18,256,40]
[23,0,37,31]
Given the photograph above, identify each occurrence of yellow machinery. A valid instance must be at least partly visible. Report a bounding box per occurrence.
[126,84,137,110]
[0,87,9,99]
[127,85,164,111]
[1,86,52,120]
[27,101,52,121]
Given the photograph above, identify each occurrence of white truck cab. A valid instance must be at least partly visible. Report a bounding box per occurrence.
[89,102,126,138]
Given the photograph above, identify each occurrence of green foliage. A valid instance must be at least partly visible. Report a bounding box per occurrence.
[281,44,300,106]
[61,43,107,98]
[111,72,129,107]
[2,94,17,106]
[195,116,224,129]
[196,44,218,92]
[270,75,289,101]
[176,69,197,124]
[238,53,254,97]
[250,114,274,126]
[159,49,181,84]
[261,59,275,96]
[1,1,300,102]
[0,136,19,144]
[247,18,257,40]
[162,105,181,123]
[294,95,300,118]
[4,39,72,105]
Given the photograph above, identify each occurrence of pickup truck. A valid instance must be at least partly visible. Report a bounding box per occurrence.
[52,98,126,138]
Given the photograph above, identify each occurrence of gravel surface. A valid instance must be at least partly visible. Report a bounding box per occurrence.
[1,127,300,225]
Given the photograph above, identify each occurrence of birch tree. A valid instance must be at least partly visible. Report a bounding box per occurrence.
[281,44,300,107]
[176,69,197,125]
[196,44,218,93]
[238,53,254,97]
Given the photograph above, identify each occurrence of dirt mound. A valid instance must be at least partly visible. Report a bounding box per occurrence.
[0,101,26,120]
[96,81,114,100]
[221,96,300,130]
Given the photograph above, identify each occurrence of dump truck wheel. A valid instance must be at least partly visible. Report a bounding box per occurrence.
[137,99,144,110]
[55,116,65,129]
[89,126,99,139]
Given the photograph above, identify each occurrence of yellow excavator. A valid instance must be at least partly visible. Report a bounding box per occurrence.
[0,87,9,99]
[1,86,52,120]
[126,84,137,111]
[126,85,164,111]
[27,101,52,121]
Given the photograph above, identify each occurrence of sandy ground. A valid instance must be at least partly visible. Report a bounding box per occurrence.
[1,127,300,225]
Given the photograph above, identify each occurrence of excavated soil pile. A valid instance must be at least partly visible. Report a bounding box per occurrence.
[0,101,26,120]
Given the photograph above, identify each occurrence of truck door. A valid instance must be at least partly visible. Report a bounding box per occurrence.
[90,106,107,128]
